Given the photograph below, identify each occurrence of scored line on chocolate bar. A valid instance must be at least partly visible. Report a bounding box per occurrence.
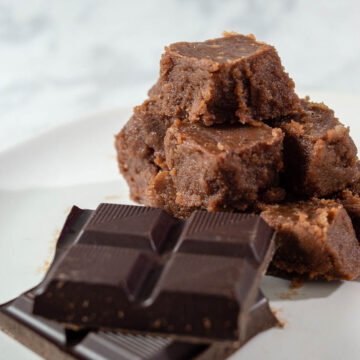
[79,203,273,261]
[175,210,274,263]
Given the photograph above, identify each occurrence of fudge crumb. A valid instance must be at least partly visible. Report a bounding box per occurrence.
[37,260,50,274]
[37,228,60,274]
[287,120,304,135]
[296,211,308,223]
[290,277,305,289]
[152,319,162,328]
[271,307,287,328]
[56,281,64,289]
[277,289,299,300]
[203,317,212,329]
[104,194,121,200]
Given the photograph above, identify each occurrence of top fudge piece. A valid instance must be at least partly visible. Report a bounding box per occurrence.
[275,99,359,197]
[150,33,301,126]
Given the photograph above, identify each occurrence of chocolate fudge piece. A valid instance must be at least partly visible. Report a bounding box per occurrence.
[0,292,277,360]
[150,33,300,125]
[147,173,286,219]
[115,99,171,203]
[274,98,359,197]
[116,103,285,217]
[0,207,277,360]
[163,120,284,213]
[334,186,360,241]
[33,204,276,343]
[261,199,360,280]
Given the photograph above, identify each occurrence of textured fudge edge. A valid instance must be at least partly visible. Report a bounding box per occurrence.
[261,199,360,280]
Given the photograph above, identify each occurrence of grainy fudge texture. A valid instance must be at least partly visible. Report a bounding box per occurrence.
[115,99,171,203]
[116,102,285,218]
[150,33,300,126]
[261,199,360,280]
[274,99,359,197]
[163,121,284,213]
[334,183,360,241]
[146,170,196,219]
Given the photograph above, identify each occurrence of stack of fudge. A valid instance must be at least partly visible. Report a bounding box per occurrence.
[116,33,360,281]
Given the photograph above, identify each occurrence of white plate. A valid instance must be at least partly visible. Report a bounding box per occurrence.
[0,92,360,360]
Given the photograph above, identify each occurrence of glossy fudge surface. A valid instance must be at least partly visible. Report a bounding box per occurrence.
[150,33,300,126]
[261,199,360,280]
[275,99,359,197]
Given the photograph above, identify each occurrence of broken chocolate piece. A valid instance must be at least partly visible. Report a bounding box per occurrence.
[0,291,277,360]
[274,99,359,197]
[151,33,300,125]
[261,199,360,280]
[33,203,276,343]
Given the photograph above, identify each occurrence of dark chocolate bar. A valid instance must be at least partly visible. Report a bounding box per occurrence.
[0,291,277,360]
[33,204,275,343]
[0,206,278,359]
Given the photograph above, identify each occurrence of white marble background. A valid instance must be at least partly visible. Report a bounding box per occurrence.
[1,0,360,151]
